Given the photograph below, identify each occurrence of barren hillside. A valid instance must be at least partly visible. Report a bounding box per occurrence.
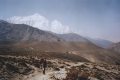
[0,41,120,65]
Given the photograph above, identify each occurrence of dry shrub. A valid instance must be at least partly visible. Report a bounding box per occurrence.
[78,71,89,80]
[64,67,89,80]
[60,65,64,68]
[6,63,19,72]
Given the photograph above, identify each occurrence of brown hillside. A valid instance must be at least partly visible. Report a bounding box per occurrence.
[0,41,120,64]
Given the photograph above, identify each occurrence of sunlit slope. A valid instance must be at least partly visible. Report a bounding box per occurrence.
[0,41,120,64]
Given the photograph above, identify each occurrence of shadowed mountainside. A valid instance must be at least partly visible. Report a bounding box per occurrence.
[0,20,63,41]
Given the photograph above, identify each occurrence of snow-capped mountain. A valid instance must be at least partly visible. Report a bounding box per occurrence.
[7,13,87,37]
[7,13,49,31]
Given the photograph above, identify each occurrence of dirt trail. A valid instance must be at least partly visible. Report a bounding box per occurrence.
[26,68,66,80]
[26,62,84,80]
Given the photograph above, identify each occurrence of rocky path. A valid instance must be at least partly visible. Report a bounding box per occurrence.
[26,61,84,80]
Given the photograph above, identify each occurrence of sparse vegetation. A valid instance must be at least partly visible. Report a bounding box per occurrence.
[0,55,120,80]
[64,63,120,80]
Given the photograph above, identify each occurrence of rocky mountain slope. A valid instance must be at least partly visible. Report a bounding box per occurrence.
[0,20,63,41]
[107,42,120,53]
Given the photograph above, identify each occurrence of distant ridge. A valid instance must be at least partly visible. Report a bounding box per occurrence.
[52,33,90,42]
[107,42,120,53]
[86,37,114,48]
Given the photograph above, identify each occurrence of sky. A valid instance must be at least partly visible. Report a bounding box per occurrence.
[0,0,120,42]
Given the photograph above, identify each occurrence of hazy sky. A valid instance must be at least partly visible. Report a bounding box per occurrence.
[0,0,120,42]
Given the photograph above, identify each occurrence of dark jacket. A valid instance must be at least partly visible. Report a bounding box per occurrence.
[42,59,46,68]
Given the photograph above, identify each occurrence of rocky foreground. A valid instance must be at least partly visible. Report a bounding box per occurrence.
[0,55,120,80]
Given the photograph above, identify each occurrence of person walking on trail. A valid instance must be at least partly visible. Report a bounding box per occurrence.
[42,58,47,74]
[40,57,44,68]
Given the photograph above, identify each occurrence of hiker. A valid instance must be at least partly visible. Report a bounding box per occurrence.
[40,57,44,69]
[42,58,47,74]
